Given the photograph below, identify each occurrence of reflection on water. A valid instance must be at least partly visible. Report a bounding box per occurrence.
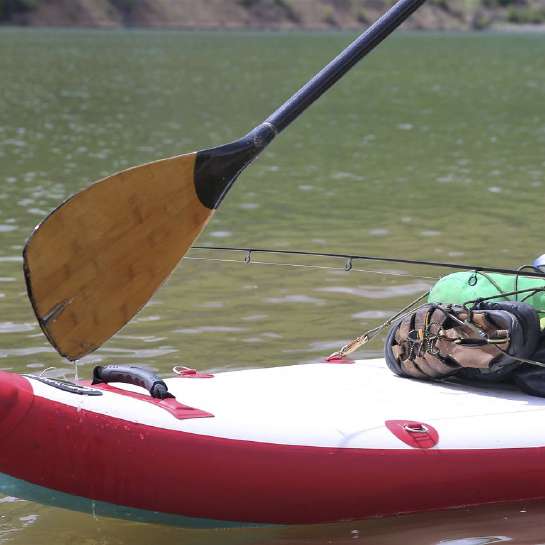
[2,499,545,545]
[1,27,545,543]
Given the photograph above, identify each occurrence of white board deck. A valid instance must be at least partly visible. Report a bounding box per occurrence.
[28,358,545,451]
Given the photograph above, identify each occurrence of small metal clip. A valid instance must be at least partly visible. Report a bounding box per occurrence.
[244,250,253,264]
[345,257,353,272]
[173,366,192,375]
[468,272,478,287]
[404,423,429,434]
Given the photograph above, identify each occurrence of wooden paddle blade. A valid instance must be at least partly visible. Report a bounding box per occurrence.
[23,153,213,361]
[24,123,276,360]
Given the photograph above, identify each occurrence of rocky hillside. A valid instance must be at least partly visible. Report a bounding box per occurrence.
[2,0,545,30]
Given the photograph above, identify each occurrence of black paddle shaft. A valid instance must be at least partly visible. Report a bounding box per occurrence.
[265,0,427,133]
[194,0,426,209]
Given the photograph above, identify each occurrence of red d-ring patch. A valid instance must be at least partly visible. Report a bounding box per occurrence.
[385,420,439,449]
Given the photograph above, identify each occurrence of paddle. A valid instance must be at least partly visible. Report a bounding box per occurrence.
[23,0,427,361]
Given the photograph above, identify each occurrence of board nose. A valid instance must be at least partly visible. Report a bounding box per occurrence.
[0,372,33,440]
[0,374,19,418]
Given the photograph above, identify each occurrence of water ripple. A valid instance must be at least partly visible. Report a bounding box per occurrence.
[174,326,246,334]
[0,322,35,333]
[241,314,268,321]
[100,347,177,359]
[352,310,391,319]
[318,281,432,299]
[264,294,325,305]
[0,347,54,357]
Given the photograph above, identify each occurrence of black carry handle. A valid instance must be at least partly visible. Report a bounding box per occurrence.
[92,365,174,399]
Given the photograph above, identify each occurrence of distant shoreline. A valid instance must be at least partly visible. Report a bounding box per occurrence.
[2,0,544,33]
[2,24,545,33]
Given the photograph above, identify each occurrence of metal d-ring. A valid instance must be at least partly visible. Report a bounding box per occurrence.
[244,250,253,264]
[345,257,353,272]
[404,423,429,433]
[173,365,191,375]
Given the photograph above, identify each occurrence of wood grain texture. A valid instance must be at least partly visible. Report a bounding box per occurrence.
[24,152,213,360]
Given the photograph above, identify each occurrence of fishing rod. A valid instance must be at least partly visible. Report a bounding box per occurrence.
[191,246,545,279]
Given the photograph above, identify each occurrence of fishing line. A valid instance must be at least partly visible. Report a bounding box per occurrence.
[184,256,439,280]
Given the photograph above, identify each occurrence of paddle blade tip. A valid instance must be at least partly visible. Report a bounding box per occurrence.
[22,152,213,360]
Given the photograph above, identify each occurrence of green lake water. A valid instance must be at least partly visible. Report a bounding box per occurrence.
[1,27,545,544]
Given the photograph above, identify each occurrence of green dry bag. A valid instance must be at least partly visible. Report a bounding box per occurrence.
[428,271,545,324]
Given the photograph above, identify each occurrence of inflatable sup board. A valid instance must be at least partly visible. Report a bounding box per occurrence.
[1,358,545,527]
